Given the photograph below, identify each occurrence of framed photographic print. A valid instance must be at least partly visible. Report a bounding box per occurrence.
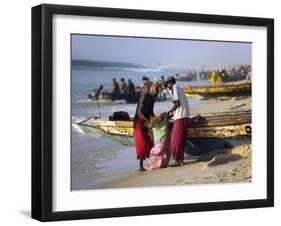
[32,4,274,221]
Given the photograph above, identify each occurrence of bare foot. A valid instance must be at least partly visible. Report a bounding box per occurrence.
[171,161,181,167]
[138,167,146,172]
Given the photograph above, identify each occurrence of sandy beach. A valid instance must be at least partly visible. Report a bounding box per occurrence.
[190,95,251,115]
[101,144,251,189]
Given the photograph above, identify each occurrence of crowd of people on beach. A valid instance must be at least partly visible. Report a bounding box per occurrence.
[200,65,252,84]
[157,65,252,84]
[171,65,252,84]
[133,76,190,171]
[91,64,251,103]
[111,78,136,100]
[110,76,168,102]
[175,71,197,81]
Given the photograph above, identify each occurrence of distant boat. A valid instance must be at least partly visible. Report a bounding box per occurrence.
[183,83,251,97]
[88,87,141,104]
[89,86,168,104]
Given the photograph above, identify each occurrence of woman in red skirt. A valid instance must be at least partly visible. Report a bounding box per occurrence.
[134,82,160,171]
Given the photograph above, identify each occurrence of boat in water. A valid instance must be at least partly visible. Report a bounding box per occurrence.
[88,86,168,104]
[88,87,142,104]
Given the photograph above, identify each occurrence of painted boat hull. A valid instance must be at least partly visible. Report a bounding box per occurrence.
[78,111,251,140]
[183,83,251,95]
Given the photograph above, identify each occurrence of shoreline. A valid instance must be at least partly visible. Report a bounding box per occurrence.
[100,144,251,189]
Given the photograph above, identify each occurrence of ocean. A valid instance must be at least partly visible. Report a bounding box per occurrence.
[71,60,209,190]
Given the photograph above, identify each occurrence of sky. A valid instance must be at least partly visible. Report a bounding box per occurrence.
[72,34,251,66]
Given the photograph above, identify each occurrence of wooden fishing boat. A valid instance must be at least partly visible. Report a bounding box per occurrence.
[88,89,141,103]
[76,110,251,142]
[88,87,168,103]
[183,83,251,95]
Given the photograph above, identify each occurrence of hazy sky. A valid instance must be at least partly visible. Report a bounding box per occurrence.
[72,34,251,66]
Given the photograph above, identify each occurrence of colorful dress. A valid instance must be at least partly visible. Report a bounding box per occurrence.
[148,120,171,170]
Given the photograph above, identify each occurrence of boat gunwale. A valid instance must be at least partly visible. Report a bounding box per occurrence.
[85,118,251,128]
[80,110,252,129]
[183,83,251,94]
[77,123,252,138]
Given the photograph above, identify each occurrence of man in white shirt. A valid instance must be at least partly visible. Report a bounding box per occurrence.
[165,76,190,166]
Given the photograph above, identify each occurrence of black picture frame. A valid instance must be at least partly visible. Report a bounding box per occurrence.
[32,3,274,222]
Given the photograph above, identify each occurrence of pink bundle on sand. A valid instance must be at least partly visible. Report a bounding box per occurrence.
[147,116,171,170]
[148,140,171,170]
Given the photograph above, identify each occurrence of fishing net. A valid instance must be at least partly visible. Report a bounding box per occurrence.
[145,113,169,142]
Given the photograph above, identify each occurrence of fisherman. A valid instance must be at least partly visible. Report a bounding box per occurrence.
[216,70,222,85]
[127,79,136,102]
[165,76,190,166]
[209,70,217,86]
[159,75,166,100]
[161,75,165,84]
[128,79,135,96]
[221,68,228,81]
[120,78,128,98]
[142,76,152,94]
[90,85,103,100]
[112,78,120,99]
